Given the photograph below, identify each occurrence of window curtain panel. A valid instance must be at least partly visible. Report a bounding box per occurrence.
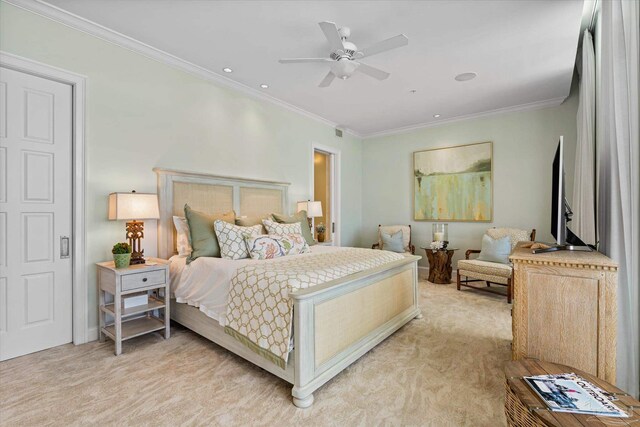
[572,29,596,246]
[596,0,639,397]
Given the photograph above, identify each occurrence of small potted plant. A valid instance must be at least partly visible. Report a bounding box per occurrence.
[316,223,326,243]
[112,242,132,269]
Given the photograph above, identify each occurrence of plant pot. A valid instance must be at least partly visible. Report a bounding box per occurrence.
[113,253,131,269]
[317,232,325,243]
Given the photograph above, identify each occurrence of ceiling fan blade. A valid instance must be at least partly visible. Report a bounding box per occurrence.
[358,34,408,58]
[318,71,336,87]
[279,58,332,64]
[354,62,390,80]
[318,21,344,53]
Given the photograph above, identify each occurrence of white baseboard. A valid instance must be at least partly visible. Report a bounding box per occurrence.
[86,326,98,342]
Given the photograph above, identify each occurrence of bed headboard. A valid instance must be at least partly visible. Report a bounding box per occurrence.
[154,168,290,259]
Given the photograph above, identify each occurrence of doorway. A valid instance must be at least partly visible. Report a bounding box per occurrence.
[0,52,87,360]
[312,145,340,245]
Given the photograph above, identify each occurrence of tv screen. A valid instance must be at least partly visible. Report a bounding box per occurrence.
[551,138,565,245]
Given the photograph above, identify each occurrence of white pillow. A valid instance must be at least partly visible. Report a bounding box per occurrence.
[262,219,303,236]
[173,216,192,257]
[213,220,262,260]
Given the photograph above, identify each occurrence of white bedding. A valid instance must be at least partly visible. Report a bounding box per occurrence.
[169,245,342,325]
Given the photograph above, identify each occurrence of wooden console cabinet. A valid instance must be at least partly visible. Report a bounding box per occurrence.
[509,245,617,384]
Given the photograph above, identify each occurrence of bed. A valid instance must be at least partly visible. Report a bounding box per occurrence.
[155,168,422,407]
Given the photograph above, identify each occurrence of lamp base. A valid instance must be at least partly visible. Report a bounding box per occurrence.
[129,251,146,265]
[126,220,146,265]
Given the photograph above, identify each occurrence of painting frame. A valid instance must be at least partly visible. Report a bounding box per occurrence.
[413,141,493,222]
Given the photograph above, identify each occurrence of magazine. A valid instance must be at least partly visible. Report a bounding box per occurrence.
[524,373,629,417]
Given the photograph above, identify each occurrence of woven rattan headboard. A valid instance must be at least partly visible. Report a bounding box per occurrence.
[154,168,290,259]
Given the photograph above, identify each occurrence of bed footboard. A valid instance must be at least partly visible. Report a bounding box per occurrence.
[290,255,421,408]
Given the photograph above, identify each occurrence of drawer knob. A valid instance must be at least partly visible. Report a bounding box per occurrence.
[142,277,148,282]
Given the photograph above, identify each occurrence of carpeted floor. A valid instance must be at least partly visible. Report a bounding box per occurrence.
[0,281,512,426]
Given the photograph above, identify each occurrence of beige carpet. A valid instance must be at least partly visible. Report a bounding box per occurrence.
[0,281,512,427]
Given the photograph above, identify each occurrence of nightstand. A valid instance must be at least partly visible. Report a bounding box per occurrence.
[97,258,170,355]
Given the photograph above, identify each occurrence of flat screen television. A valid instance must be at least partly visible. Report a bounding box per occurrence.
[533,136,592,254]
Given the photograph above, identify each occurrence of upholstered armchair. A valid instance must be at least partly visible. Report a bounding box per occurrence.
[371,224,416,254]
[457,228,536,303]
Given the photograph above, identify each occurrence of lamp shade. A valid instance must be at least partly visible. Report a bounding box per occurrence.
[297,200,322,218]
[108,192,159,220]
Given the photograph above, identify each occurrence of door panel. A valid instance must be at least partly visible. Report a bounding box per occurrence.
[0,65,73,360]
[22,212,54,263]
[22,150,54,203]
[23,88,54,143]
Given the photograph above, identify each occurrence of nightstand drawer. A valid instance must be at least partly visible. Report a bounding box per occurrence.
[121,269,166,291]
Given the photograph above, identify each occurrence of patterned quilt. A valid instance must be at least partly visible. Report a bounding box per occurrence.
[224,248,404,368]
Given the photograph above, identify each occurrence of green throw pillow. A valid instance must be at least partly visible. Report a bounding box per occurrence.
[271,210,316,246]
[184,204,235,263]
[235,215,269,234]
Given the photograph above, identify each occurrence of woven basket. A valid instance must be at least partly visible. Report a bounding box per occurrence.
[504,380,547,427]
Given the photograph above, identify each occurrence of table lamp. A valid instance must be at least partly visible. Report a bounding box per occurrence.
[108,191,160,265]
[297,200,323,229]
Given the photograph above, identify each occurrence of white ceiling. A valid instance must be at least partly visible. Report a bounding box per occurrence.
[43,0,584,137]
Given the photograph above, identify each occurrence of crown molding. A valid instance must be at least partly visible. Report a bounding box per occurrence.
[361,96,567,140]
[4,0,363,138]
[5,0,569,142]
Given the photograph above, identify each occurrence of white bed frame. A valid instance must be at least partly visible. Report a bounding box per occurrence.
[155,168,422,408]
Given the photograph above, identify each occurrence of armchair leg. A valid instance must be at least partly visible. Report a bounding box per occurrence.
[456,271,461,290]
[486,281,491,287]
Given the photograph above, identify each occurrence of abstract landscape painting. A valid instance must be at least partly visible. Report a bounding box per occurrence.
[414,142,492,221]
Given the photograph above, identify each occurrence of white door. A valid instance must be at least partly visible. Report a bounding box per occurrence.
[0,66,73,360]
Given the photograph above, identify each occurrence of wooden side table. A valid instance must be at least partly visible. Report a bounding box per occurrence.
[97,258,170,355]
[422,248,456,284]
[505,358,639,426]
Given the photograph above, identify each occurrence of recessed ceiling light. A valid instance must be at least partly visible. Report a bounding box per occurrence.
[433,114,441,118]
[455,72,477,82]
[222,67,233,73]
[260,84,269,89]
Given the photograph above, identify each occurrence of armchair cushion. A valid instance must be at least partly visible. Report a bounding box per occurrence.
[378,225,411,252]
[486,228,531,251]
[457,259,513,285]
[477,235,511,264]
[381,230,405,253]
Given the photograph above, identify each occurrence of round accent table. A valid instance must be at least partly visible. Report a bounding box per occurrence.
[504,358,640,426]
[421,248,457,284]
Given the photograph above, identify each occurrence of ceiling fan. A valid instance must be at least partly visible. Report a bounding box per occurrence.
[279,22,408,87]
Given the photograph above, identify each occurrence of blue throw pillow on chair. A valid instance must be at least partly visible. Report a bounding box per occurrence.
[477,234,511,264]
[381,230,405,253]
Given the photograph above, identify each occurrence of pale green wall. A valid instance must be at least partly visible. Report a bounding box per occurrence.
[0,3,363,331]
[362,88,578,270]
[0,1,580,336]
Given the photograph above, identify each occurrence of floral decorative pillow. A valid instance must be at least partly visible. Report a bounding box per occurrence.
[245,234,310,260]
[262,219,303,236]
[213,220,262,260]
